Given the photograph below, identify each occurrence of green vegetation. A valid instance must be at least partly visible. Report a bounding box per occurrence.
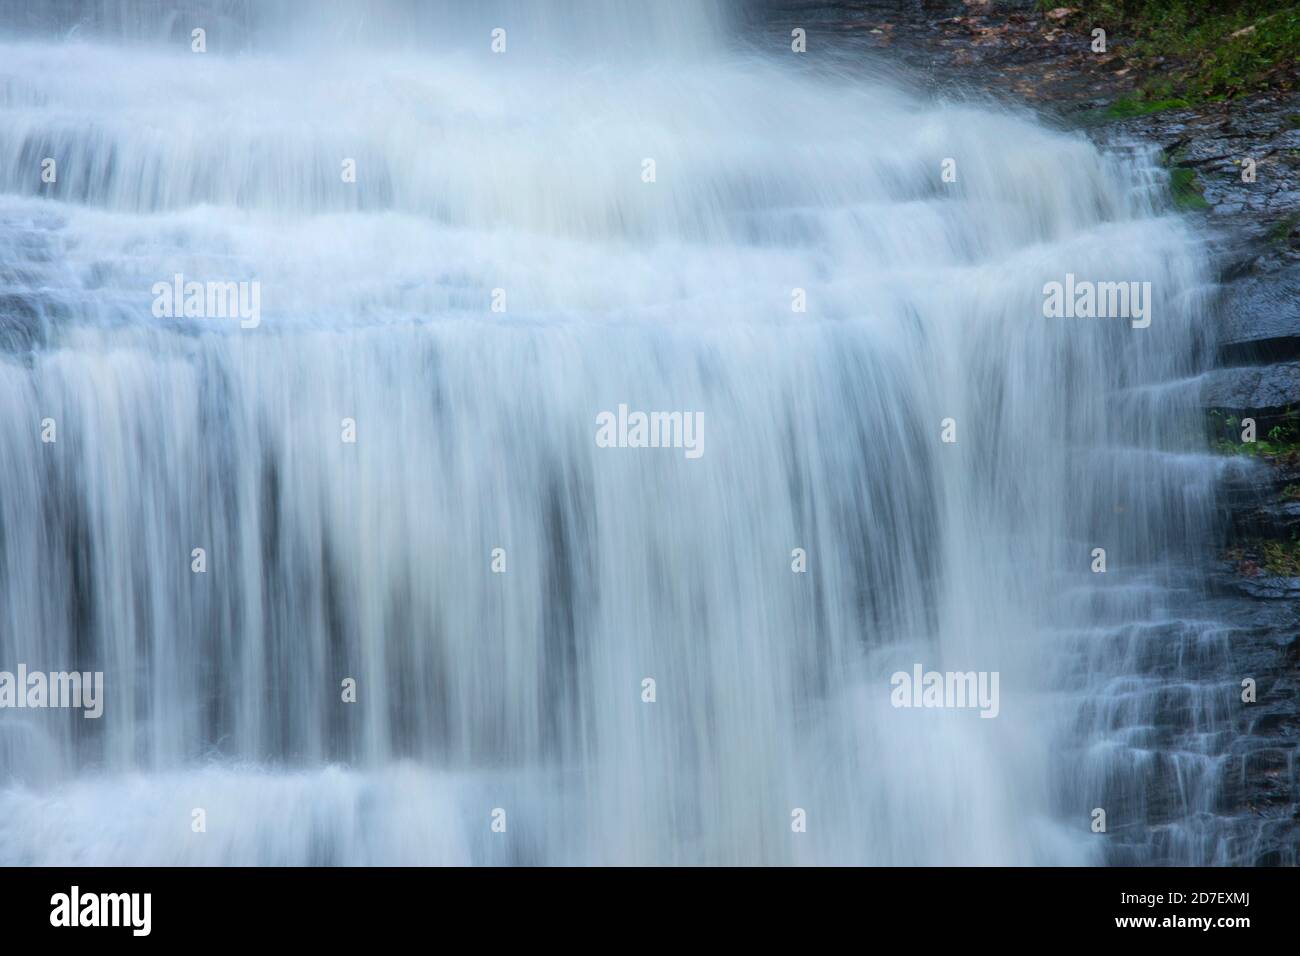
[1258,540,1300,575]
[1157,145,1210,214]
[1048,1,1299,108]
[1228,540,1300,576]
[1207,409,1300,458]
[1268,211,1300,244]
[1106,94,1192,118]
[1169,166,1210,209]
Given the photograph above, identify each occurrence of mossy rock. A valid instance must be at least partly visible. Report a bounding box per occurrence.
[1170,167,1210,210]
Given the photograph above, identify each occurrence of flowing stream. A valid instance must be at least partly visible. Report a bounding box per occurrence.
[0,0,1244,865]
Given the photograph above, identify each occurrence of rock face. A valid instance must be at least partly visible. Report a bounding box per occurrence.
[1202,362,1300,412]
[765,0,1299,865]
[1105,97,1300,218]
[1216,267,1300,365]
[1089,94,1300,863]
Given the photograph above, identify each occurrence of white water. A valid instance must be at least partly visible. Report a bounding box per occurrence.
[0,1,1232,865]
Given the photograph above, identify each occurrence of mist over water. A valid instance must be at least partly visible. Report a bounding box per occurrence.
[0,1,1237,864]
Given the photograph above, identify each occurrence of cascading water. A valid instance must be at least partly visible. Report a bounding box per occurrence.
[0,0,1251,865]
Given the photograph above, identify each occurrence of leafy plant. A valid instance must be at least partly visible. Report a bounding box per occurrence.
[1046,1,1299,105]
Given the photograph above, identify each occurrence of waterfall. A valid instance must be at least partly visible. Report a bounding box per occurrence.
[0,1,1236,865]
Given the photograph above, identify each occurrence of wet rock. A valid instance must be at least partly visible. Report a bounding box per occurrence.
[1216,265,1300,366]
[1201,361,1300,412]
[1233,499,1300,536]
[1219,569,1300,600]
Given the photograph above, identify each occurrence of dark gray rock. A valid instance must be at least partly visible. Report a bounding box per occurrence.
[1215,265,1300,364]
[1223,571,1300,600]
[1201,361,1300,411]
[1103,92,1300,221]
[1230,500,1300,541]
[1237,576,1300,600]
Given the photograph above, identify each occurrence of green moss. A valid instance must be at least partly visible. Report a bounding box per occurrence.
[1212,438,1300,457]
[1227,540,1300,576]
[1208,409,1300,457]
[1268,212,1300,244]
[1170,166,1210,210]
[1163,145,1189,167]
[1258,541,1300,575]
[1106,94,1193,118]
[1044,1,1299,103]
